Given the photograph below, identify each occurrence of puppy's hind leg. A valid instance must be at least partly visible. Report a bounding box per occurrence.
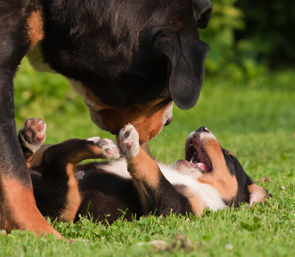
[18,118,49,168]
[38,136,121,221]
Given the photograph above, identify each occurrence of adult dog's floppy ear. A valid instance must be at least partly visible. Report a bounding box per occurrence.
[167,36,210,109]
[193,0,213,29]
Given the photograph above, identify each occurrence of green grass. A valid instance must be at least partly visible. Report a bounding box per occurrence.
[1,59,294,256]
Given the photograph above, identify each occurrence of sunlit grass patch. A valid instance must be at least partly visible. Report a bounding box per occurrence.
[4,61,295,257]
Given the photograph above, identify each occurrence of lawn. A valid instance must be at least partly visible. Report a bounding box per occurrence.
[1,59,294,257]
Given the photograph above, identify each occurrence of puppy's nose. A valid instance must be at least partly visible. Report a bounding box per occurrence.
[196,127,210,133]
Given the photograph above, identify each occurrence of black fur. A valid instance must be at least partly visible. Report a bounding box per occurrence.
[30,158,193,223]
[223,149,253,206]
[141,174,193,216]
[40,0,212,108]
[31,163,142,223]
[0,1,32,185]
[0,0,212,230]
[76,163,142,223]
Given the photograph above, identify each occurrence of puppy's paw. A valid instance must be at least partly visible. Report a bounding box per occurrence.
[119,124,140,158]
[19,118,46,153]
[87,137,121,159]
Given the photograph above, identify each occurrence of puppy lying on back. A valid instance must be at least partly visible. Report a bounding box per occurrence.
[19,118,270,223]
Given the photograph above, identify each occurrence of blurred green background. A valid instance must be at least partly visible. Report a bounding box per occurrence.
[199,0,295,78]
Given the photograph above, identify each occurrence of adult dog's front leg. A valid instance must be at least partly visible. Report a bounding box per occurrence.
[0,3,59,236]
[119,124,192,216]
[0,77,58,236]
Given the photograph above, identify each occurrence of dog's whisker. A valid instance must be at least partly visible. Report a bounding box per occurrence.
[153,135,160,142]
[160,131,170,138]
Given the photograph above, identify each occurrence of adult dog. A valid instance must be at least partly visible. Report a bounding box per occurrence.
[0,0,212,236]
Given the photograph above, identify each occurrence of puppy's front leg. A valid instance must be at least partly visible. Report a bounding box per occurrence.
[119,124,192,216]
[38,136,121,221]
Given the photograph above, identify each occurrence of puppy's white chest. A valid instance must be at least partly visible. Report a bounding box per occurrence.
[159,164,226,211]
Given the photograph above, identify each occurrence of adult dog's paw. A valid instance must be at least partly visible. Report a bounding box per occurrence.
[119,124,140,158]
[87,137,121,159]
[19,118,46,153]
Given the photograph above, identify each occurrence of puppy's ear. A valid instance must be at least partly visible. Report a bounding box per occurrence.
[168,36,209,109]
[248,183,271,206]
[193,0,213,29]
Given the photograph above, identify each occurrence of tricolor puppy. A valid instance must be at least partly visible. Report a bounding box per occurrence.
[20,119,270,223]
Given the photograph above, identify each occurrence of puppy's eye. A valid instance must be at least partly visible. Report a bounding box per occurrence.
[227,151,235,157]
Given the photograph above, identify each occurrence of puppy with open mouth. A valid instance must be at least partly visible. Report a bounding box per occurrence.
[19,119,271,223]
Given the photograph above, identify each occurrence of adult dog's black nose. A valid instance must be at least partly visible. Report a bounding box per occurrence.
[196,127,210,133]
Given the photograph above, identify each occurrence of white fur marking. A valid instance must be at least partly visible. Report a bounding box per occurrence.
[19,133,42,153]
[100,158,131,179]
[163,103,173,124]
[119,124,140,158]
[159,164,226,211]
[87,137,101,144]
[96,158,226,211]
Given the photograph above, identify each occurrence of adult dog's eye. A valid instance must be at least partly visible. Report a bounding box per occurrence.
[150,31,163,47]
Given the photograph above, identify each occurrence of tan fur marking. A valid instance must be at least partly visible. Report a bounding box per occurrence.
[61,144,107,166]
[126,147,161,211]
[0,176,60,237]
[68,81,172,143]
[198,139,238,201]
[59,164,82,221]
[99,101,173,143]
[26,145,52,169]
[64,145,105,165]
[27,10,44,50]
[228,151,235,157]
[180,188,206,217]
[25,156,33,169]
[88,145,106,158]
[127,148,160,188]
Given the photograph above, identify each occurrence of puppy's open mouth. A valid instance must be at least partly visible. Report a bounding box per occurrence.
[184,135,213,173]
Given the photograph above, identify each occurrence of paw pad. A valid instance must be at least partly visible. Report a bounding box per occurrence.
[119,124,140,157]
[19,118,46,153]
[87,137,121,159]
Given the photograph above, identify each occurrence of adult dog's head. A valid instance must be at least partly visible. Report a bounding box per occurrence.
[42,0,212,143]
